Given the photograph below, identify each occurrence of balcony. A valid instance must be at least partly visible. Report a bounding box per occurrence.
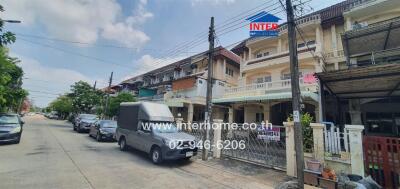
[345,0,377,11]
[243,45,317,72]
[138,94,164,101]
[323,50,345,62]
[279,14,321,33]
[222,79,318,98]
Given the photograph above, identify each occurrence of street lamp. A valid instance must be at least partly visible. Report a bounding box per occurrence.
[1,19,21,23]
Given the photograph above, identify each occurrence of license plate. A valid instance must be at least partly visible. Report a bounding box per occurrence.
[185,151,193,157]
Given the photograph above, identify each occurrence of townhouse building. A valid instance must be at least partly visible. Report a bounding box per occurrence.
[116,46,240,123]
[317,0,400,134]
[213,0,400,128]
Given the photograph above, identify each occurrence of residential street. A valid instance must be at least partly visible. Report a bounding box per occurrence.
[0,115,285,189]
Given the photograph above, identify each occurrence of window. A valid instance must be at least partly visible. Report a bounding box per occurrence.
[256,51,270,58]
[185,71,191,76]
[225,68,234,77]
[254,75,271,84]
[297,43,305,48]
[264,76,271,82]
[218,82,225,86]
[307,40,316,46]
[282,72,302,80]
[256,113,264,123]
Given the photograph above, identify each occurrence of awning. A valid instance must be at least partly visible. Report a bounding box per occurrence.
[316,63,400,99]
[342,16,400,57]
[212,91,318,104]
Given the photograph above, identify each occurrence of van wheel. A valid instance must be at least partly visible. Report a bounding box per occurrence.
[119,137,127,151]
[151,147,162,164]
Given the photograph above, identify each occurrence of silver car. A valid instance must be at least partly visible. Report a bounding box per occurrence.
[116,102,198,164]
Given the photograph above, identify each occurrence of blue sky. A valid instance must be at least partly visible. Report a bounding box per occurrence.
[1,0,343,107]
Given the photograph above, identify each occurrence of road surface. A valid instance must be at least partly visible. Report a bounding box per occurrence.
[0,115,283,189]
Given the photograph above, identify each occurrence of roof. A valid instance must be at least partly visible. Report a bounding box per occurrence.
[122,46,240,82]
[343,16,400,57]
[316,63,400,99]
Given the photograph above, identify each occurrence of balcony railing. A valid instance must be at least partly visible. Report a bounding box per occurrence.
[222,79,318,98]
[139,94,164,101]
[323,50,345,59]
[345,0,377,11]
[279,14,321,32]
[246,44,316,66]
[351,47,400,67]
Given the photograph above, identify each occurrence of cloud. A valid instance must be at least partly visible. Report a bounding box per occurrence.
[1,0,152,47]
[191,0,236,6]
[121,54,187,81]
[14,54,105,107]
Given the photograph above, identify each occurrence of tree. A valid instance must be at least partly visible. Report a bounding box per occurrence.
[68,81,103,113]
[0,48,28,112]
[0,5,27,112]
[105,92,136,117]
[49,96,73,119]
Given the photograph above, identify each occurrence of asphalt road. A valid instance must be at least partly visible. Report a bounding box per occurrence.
[0,115,284,189]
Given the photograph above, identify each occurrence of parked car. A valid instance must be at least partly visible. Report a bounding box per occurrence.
[116,102,198,164]
[0,113,24,144]
[74,114,98,133]
[89,120,117,142]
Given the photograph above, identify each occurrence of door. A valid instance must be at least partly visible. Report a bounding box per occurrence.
[136,123,152,152]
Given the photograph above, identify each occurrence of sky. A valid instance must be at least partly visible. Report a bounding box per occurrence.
[0,0,343,107]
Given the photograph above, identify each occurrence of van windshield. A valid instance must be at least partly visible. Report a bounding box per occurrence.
[148,122,178,133]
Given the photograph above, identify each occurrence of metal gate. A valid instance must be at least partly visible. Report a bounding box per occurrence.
[363,136,400,188]
[221,125,286,169]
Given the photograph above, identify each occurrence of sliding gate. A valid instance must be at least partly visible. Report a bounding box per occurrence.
[221,125,286,170]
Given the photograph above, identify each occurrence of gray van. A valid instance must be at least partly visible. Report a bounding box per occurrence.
[116,102,198,164]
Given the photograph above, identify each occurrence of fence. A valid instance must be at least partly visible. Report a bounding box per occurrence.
[363,136,400,189]
[221,124,286,169]
[323,122,350,155]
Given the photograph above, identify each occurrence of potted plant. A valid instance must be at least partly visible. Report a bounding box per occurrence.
[287,113,322,172]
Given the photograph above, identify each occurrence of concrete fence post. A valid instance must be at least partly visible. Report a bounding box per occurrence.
[176,118,184,130]
[345,124,365,177]
[310,123,325,164]
[212,119,223,158]
[284,122,296,177]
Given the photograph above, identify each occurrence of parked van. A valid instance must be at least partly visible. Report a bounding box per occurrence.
[116,102,198,164]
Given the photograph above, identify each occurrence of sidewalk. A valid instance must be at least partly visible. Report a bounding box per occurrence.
[174,156,290,189]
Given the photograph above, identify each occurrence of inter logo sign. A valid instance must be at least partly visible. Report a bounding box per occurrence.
[246,11,281,37]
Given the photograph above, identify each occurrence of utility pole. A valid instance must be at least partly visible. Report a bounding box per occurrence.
[93,81,97,90]
[203,17,214,161]
[104,72,113,118]
[286,0,304,187]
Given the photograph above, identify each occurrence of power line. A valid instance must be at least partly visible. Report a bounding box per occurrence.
[15,33,201,54]
[19,38,134,69]
[27,90,62,96]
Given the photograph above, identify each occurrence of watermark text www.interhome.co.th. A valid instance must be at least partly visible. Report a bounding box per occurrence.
[142,121,273,131]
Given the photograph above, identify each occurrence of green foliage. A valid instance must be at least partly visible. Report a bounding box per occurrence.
[287,112,314,152]
[0,7,17,46]
[68,81,104,113]
[0,48,27,112]
[49,96,73,119]
[105,92,136,117]
[0,6,26,112]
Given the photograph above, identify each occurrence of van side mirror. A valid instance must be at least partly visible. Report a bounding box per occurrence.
[21,121,25,125]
